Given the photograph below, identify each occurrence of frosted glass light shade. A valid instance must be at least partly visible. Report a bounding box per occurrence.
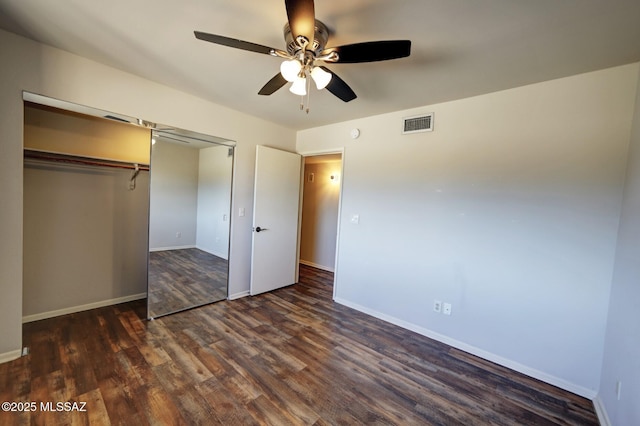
[310,66,332,90]
[280,60,302,82]
[289,77,307,96]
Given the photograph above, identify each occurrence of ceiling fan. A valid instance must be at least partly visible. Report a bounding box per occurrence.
[194,0,411,109]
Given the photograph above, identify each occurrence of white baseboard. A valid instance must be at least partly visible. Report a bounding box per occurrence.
[334,297,597,400]
[149,245,196,252]
[195,245,228,260]
[0,349,22,364]
[592,395,612,426]
[22,293,147,323]
[299,259,334,272]
[228,290,249,300]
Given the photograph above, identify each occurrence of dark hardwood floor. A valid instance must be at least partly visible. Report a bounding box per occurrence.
[0,265,598,425]
[148,248,228,318]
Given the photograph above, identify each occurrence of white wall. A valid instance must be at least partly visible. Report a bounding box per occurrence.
[196,145,233,259]
[149,140,199,250]
[0,28,295,361]
[598,65,640,425]
[300,160,341,270]
[297,63,639,396]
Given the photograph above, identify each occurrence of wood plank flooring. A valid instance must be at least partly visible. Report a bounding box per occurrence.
[148,248,228,318]
[0,265,598,425]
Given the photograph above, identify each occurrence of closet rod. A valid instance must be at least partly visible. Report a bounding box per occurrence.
[24,149,150,171]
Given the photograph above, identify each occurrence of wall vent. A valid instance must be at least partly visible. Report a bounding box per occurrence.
[402,113,433,134]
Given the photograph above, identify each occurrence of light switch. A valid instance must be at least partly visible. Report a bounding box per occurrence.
[239,207,245,217]
[351,214,360,224]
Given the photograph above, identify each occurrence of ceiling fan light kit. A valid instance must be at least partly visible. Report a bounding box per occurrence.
[280,59,302,82]
[194,0,412,113]
[290,76,308,96]
[310,66,331,90]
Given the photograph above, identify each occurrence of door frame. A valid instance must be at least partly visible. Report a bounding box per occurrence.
[298,148,345,300]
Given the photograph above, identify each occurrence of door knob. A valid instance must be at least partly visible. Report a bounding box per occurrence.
[254,226,268,232]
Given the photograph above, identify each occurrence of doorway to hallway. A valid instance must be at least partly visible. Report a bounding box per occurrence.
[299,153,342,285]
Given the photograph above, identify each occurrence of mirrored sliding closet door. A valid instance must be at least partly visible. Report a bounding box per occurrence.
[147,129,234,319]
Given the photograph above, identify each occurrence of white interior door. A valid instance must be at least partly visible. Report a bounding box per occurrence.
[250,145,302,295]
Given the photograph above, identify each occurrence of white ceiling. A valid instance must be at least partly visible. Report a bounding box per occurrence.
[2,0,640,131]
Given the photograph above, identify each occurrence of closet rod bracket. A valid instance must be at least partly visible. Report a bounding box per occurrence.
[129,164,140,190]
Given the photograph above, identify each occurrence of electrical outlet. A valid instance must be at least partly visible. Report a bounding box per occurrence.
[433,300,442,313]
[443,303,452,315]
[176,232,181,238]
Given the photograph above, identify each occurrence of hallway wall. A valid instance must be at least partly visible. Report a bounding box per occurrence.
[300,157,341,271]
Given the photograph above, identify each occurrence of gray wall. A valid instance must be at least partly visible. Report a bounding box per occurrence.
[599,65,640,425]
[298,63,639,397]
[23,164,149,318]
[149,140,199,250]
[196,145,233,259]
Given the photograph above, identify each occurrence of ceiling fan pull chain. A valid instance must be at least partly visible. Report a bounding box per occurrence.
[306,74,311,114]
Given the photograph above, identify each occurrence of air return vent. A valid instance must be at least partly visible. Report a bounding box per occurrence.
[402,113,433,134]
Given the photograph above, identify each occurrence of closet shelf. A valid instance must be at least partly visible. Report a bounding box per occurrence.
[23,149,150,171]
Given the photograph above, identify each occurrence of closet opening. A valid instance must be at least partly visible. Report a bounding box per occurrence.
[21,93,236,327]
[22,100,151,324]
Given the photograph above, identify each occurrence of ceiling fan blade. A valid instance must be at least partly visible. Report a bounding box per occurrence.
[321,67,356,102]
[258,73,288,96]
[285,0,315,47]
[321,40,411,63]
[194,31,276,55]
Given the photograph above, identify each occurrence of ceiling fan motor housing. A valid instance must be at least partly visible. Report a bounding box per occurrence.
[284,19,330,55]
